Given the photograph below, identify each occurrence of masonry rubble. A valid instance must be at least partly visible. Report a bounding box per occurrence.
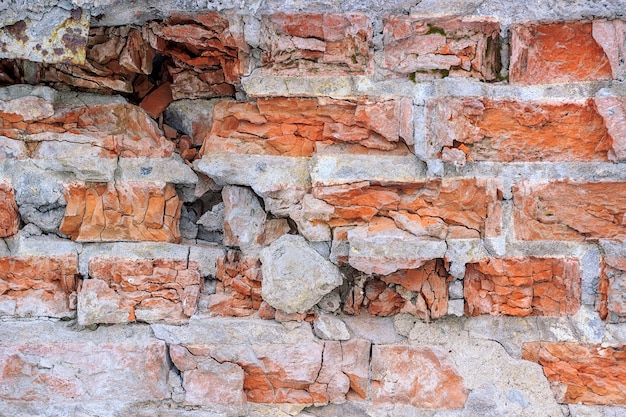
[0,1,626,416]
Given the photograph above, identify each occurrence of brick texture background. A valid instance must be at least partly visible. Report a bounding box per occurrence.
[0,1,625,416]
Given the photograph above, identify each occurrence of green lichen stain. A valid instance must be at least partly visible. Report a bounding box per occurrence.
[426,23,446,36]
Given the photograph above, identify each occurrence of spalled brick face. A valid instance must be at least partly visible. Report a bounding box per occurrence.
[0,255,78,318]
[60,182,182,243]
[202,97,413,157]
[79,257,202,325]
[427,98,613,163]
[261,13,372,75]
[343,260,452,321]
[510,21,613,84]
[464,258,581,317]
[0,182,19,237]
[383,16,500,80]
[522,342,626,405]
[513,181,626,241]
[371,345,467,408]
[598,257,626,323]
[207,250,263,317]
[312,178,502,238]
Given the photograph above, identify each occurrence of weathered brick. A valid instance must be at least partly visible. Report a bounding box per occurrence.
[0,255,78,318]
[207,250,262,317]
[513,180,626,241]
[170,339,369,406]
[78,257,202,325]
[60,181,182,243]
[202,97,413,157]
[0,338,169,403]
[343,260,452,321]
[0,101,174,158]
[312,178,502,238]
[522,342,626,405]
[371,345,467,408]
[592,19,626,81]
[0,182,19,237]
[598,256,626,323]
[510,21,613,84]
[144,12,248,100]
[427,97,612,164]
[464,258,581,317]
[261,13,372,75]
[383,15,500,81]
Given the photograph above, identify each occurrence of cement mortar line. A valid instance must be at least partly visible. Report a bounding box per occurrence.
[242,71,626,100]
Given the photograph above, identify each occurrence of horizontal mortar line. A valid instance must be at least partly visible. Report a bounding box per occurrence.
[243,72,626,100]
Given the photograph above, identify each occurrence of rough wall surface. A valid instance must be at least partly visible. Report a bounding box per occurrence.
[0,0,626,416]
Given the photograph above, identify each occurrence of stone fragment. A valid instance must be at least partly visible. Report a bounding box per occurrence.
[513,180,626,241]
[0,85,55,122]
[207,250,262,317]
[0,7,89,64]
[464,258,582,317]
[202,97,414,157]
[346,217,447,275]
[594,96,626,161]
[60,181,182,243]
[522,342,626,405]
[427,97,613,163]
[593,19,626,81]
[261,13,372,75]
[196,202,225,232]
[78,257,202,325]
[510,21,613,84]
[164,98,226,146]
[383,15,500,80]
[260,234,343,314]
[371,345,468,409]
[313,313,350,341]
[0,322,169,404]
[0,181,19,237]
[598,256,626,323]
[222,185,266,248]
[0,255,78,318]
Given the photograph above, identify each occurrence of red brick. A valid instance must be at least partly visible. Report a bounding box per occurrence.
[522,342,626,405]
[140,82,173,119]
[207,251,262,317]
[261,13,372,75]
[383,15,500,81]
[0,339,169,402]
[312,178,501,238]
[202,97,413,157]
[510,21,613,85]
[513,180,626,241]
[427,97,612,163]
[0,182,19,237]
[0,255,78,318]
[79,257,202,324]
[598,256,626,323]
[60,181,182,243]
[464,258,581,317]
[371,345,467,408]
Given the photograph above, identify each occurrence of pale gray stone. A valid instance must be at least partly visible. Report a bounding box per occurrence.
[393,313,417,337]
[188,243,225,278]
[197,202,225,232]
[164,98,228,141]
[116,156,198,184]
[152,316,316,345]
[317,291,341,313]
[448,299,465,317]
[222,185,266,249]
[313,313,350,341]
[260,234,343,314]
[342,316,405,344]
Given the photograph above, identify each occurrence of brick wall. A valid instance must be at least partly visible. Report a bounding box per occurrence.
[0,1,625,416]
